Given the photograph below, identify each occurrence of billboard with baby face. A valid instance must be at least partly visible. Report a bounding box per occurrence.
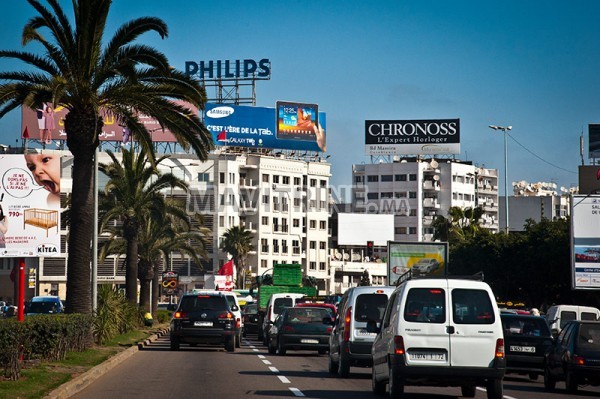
[0,153,61,257]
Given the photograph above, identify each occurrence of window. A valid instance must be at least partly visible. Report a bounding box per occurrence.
[272,239,279,253]
[219,216,224,227]
[262,174,270,183]
[272,218,279,231]
[319,241,326,249]
[354,293,389,323]
[319,262,326,271]
[409,191,417,199]
[404,288,446,323]
[395,174,407,182]
[310,261,316,270]
[381,175,393,182]
[367,193,379,200]
[293,198,301,208]
[282,240,288,254]
[355,176,363,183]
[310,241,317,249]
[219,172,225,184]
[283,176,290,185]
[273,175,280,184]
[261,259,267,268]
[319,200,326,209]
[320,179,327,188]
[367,175,379,182]
[309,220,317,229]
[293,218,300,227]
[262,217,268,226]
[310,178,317,187]
[294,177,301,186]
[409,227,417,234]
[261,238,268,253]
[381,192,393,198]
[410,209,417,216]
[409,174,417,181]
[395,192,407,198]
[229,173,235,184]
[309,200,316,209]
[319,220,326,230]
[452,289,495,325]
[198,173,210,182]
[262,195,269,204]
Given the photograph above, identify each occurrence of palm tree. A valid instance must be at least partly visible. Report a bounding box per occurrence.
[0,0,213,314]
[138,211,209,314]
[219,226,254,289]
[433,206,484,244]
[99,148,187,304]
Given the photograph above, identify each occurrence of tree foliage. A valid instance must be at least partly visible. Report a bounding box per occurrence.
[219,226,254,289]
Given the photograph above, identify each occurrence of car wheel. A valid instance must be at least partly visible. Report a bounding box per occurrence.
[338,350,350,378]
[263,333,269,346]
[543,367,556,390]
[170,339,180,351]
[485,379,503,399]
[566,372,578,393]
[268,338,277,355]
[388,365,404,398]
[372,368,386,395]
[528,373,538,381]
[225,336,235,352]
[461,385,476,397]
[328,352,339,375]
[277,338,287,356]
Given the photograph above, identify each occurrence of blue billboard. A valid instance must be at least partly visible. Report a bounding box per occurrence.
[204,103,327,152]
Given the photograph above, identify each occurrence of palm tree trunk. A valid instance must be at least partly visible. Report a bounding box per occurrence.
[138,259,152,313]
[66,150,94,314]
[124,229,139,305]
[151,259,161,316]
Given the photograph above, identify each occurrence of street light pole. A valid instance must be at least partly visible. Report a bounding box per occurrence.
[488,125,512,234]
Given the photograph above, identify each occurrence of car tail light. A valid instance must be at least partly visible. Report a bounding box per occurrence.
[218,312,234,320]
[394,335,405,355]
[495,338,505,358]
[283,325,295,332]
[173,311,188,319]
[326,326,333,334]
[236,317,241,328]
[343,306,352,342]
[572,354,585,365]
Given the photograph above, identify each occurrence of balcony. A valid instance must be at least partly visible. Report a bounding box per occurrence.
[423,180,441,191]
[423,198,440,209]
[241,222,256,232]
[423,233,434,241]
[423,215,434,226]
[239,201,257,214]
[239,178,257,188]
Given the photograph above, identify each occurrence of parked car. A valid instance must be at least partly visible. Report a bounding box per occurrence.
[500,313,553,380]
[411,258,440,274]
[267,306,333,355]
[546,305,600,336]
[370,277,505,399]
[328,286,395,377]
[242,303,259,336]
[191,289,244,347]
[169,292,238,352]
[544,320,600,393]
[26,296,64,315]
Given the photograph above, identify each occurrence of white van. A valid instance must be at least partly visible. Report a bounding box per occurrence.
[328,286,395,377]
[546,305,600,336]
[370,277,505,399]
[262,293,305,345]
[191,289,243,347]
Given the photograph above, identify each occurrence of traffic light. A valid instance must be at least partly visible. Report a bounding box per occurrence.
[366,241,374,258]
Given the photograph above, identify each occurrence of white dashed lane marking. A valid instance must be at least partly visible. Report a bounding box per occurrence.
[262,359,272,365]
[278,376,291,384]
[251,339,306,397]
[289,387,305,397]
[269,366,279,373]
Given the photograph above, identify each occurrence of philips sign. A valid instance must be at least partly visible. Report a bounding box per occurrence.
[365,119,460,156]
[185,59,271,79]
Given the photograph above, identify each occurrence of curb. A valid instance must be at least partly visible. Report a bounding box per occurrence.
[43,328,169,399]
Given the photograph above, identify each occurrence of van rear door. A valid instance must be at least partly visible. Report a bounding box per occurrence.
[449,281,499,368]
[402,282,451,367]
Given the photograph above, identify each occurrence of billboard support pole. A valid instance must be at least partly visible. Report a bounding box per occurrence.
[17,258,25,321]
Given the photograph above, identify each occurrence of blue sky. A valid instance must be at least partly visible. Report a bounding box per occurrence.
[1,1,599,194]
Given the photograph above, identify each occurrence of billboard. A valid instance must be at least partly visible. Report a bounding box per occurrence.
[204,103,327,152]
[0,153,61,257]
[387,242,448,285]
[365,119,460,156]
[571,194,600,289]
[589,124,600,158]
[578,165,600,194]
[337,213,394,246]
[21,101,199,143]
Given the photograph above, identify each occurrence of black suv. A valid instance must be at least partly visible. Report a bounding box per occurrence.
[544,320,600,393]
[170,292,238,352]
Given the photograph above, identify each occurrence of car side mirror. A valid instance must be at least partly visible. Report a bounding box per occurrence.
[232,305,239,311]
[366,319,381,334]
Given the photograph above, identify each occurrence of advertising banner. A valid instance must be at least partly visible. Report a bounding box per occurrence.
[204,103,327,152]
[21,101,198,143]
[571,194,600,289]
[161,271,179,295]
[365,119,460,155]
[387,242,448,285]
[0,153,61,257]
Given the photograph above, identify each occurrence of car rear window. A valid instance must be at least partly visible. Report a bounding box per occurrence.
[560,311,577,328]
[273,297,294,315]
[286,307,331,323]
[354,293,389,323]
[501,316,551,337]
[581,312,598,321]
[179,295,227,312]
[404,288,446,323]
[578,324,600,350]
[452,288,495,325]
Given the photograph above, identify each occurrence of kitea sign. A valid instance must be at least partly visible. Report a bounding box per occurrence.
[365,119,460,156]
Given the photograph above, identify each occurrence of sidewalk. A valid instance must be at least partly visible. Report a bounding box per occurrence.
[43,327,169,399]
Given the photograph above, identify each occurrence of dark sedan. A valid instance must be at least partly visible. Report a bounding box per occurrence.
[500,313,553,380]
[267,306,333,356]
[544,320,600,393]
[242,303,259,336]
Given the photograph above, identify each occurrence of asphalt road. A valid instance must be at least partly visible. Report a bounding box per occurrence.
[70,334,600,399]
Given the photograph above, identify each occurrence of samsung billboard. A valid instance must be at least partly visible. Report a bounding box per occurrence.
[204,103,327,152]
[365,119,460,155]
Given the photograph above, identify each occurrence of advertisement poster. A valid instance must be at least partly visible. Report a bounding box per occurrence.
[161,271,179,296]
[0,153,61,257]
[571,194,600,289]
[204,103,327,152]
[387,242,448,285]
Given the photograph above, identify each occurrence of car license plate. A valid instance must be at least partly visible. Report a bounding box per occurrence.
[409,352,446,361]
[510,346,535,353]
[300,339,319,344]
[356,329,376,336]
[194,321,213,327]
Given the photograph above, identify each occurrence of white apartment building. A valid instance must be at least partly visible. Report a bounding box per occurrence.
[351,158,499,241]
[25,149,332,300]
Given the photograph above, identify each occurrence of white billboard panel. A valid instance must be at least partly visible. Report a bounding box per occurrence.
[0,153,61,257]
[571,194,600,289]
[337,213,394,246]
